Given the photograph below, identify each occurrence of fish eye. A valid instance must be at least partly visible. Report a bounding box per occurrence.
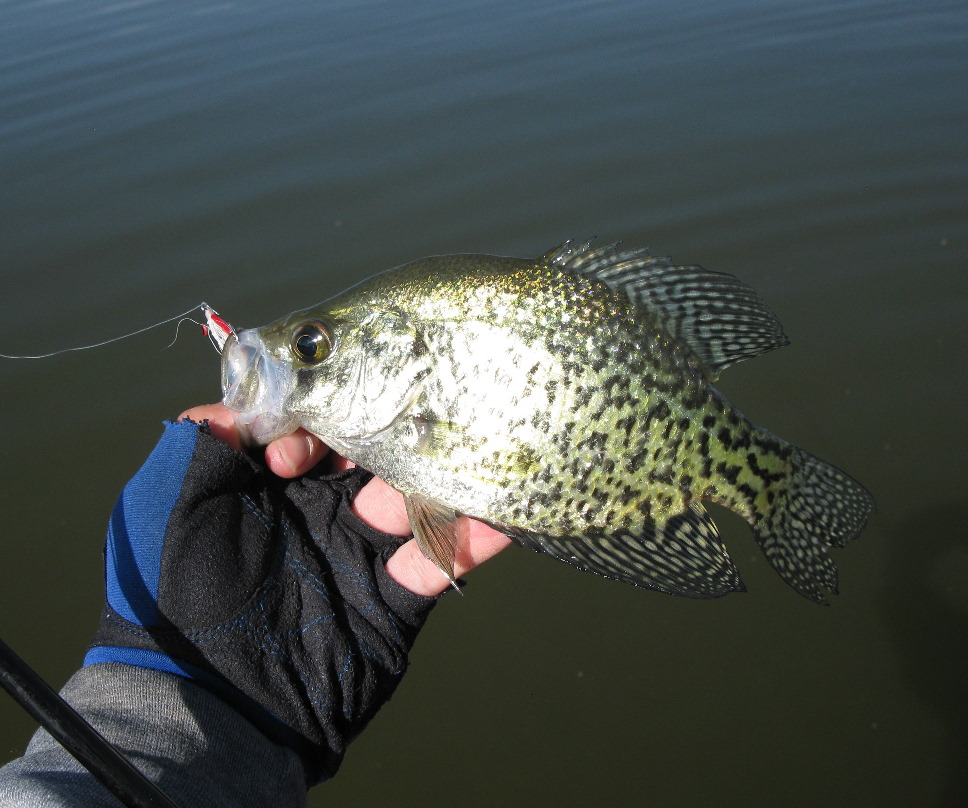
[290,321,332,364]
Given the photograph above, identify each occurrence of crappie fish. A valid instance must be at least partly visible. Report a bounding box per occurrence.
[221,241,874,602]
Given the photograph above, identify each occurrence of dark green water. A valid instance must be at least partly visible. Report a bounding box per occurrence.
[1,0,966,805]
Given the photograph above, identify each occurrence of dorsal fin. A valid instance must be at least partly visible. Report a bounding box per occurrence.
[544,240,790,378]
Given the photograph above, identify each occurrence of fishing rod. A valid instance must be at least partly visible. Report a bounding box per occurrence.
[0,637,180,808]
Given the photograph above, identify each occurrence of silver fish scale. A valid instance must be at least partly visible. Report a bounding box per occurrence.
[393,264,755,602]
[400,266,684,527]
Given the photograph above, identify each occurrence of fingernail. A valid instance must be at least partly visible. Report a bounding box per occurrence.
[278,435,314,474]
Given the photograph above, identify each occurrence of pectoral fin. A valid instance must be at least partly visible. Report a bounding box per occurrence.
[504,502,744,598]
[412,414,469,456]
[404,493,465,591]
[412,414,541,481]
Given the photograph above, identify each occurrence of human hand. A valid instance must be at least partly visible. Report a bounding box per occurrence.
[85,408,507,781]
[179,403,512,597]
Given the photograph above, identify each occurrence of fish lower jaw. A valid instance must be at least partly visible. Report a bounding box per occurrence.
[303,417,406,456]
[229,408,299,447]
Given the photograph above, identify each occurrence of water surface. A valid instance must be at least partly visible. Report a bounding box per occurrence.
[1,1,966,805]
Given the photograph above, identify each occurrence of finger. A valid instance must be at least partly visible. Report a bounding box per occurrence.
[178,403,243,451]
[351,476,412,536]
[264,429,329,478]
[351,475,513,594]
[179,404,329,477]
[385,522,512,597]
[327,452,356,473]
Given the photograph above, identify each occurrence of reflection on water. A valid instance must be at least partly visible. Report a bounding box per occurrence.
[1,0,966,805]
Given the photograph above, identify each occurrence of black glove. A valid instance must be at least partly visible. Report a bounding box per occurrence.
[86,419,436,782]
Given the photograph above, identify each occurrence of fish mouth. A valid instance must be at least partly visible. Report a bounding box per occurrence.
[221,328,298,445]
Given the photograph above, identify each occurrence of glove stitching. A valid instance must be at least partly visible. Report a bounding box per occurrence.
[277,516,360,714]
[283,551,333,604]
[232,492,359,720]
[258,504,346,717]
[306,528,378,595]
[277,514,408,717]
[276,488,408,654]
[238,490,273,532]
[299,528,409,669]
[298,518,408,651]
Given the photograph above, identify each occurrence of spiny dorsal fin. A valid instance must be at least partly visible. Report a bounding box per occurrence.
[503,502,746,599]
[546,240,790,378]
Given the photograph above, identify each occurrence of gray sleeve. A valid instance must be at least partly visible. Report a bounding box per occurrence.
[0,663,308,808]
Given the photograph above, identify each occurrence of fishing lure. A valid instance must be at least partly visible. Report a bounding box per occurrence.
[201,304,235,354]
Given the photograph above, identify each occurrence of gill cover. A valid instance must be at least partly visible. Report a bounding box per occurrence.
[289,308,433,444]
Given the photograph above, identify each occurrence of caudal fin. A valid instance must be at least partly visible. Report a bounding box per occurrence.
[752,447,875,603]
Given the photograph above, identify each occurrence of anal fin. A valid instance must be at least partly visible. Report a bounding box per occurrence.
[505,502,744,598]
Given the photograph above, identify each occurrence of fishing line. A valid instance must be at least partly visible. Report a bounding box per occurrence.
[0,303,212,359]
[0,301,236,805]
[162,316,206,350]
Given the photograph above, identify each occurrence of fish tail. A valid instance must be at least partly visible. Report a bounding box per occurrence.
[750,445,874,603]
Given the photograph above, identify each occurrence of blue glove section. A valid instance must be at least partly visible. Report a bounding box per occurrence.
[84,646,202,680]
[103,421,198,626]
